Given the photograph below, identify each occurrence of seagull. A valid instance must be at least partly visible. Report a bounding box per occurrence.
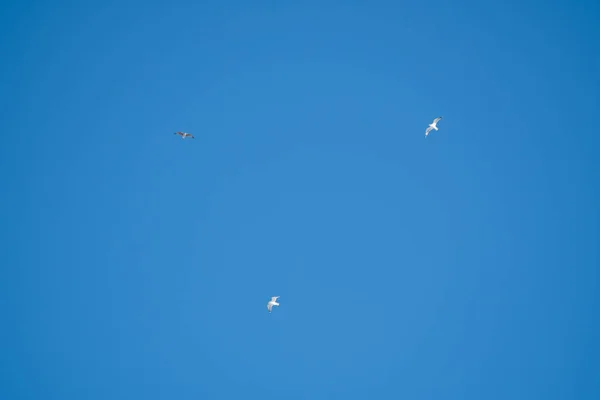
[267,296,280,313]
[174,131,194,139]
[425,117,442,137]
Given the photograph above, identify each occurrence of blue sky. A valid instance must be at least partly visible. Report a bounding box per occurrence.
[1,0,599,399]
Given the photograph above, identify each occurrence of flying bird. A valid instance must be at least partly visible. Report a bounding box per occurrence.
[425,117,442,137]
[267,296,280,313]
[174,131,194,139]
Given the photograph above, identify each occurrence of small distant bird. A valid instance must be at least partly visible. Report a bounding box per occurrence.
[267,296,280,313]
[174,131,194,139]
[425,117,442,137]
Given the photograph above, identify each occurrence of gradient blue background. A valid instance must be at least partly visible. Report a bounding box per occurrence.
[1,0,599,399]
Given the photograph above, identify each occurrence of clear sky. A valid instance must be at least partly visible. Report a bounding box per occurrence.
[1,0,599,399]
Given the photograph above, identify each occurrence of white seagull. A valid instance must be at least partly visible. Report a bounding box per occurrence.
[267,296,280,313]
[425,117,442,137]
[174,131,194,139]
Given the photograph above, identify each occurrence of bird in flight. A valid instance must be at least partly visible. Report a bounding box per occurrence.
[174,131,194,139]
[425,117,442,137]
[267,296,280,313]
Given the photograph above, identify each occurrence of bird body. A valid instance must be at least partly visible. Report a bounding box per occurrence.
[267,296,280,313]
[174,131,194,139]
[425,117,442,137]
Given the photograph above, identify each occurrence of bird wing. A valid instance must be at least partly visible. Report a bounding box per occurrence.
[271,296,279,301]
[433,117,442,124]
[267,303,273,312]
[425,126,433,136]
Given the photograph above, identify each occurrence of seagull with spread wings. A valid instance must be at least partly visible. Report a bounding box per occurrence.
[425,117,442,137]
[267,296,280,313]
[174,131,194,139]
